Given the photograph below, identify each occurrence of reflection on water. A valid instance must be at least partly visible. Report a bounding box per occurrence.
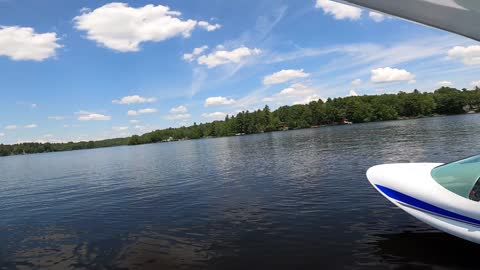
[1,114,480,269]
[371,231,480,270]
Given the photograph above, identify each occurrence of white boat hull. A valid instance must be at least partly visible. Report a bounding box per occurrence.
[367,163,480,244]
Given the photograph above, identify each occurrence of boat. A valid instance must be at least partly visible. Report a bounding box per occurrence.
[339,0,480,243]
[367,156,480,244]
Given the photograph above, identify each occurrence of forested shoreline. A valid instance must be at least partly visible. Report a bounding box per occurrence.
[1,86,479,157]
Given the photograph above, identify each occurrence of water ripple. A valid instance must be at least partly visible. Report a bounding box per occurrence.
[1,114,480,269]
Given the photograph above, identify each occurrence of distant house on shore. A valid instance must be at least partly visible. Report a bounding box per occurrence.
[162,137,174,142]
[277,122,289,131]
[340,118,353,125]
[463,104,479,113]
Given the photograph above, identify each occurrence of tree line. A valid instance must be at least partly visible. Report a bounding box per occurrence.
[1,86,479,156]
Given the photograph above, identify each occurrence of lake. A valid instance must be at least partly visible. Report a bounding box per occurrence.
[2,114,480,269]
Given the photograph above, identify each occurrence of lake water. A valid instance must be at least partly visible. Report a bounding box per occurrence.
[2,114,480,269]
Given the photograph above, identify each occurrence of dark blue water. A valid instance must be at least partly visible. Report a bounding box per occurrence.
[2,114,480,269]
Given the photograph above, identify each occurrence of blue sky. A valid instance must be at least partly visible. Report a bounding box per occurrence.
[0,0,479,144]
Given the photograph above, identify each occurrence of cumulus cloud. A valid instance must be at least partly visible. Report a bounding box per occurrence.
[198,21,221,31]
[202,112,227,119]
[369,11,385,22]
[472,81,480,88]
[112,95,156,105]
[127,108,157,116]
[197,46,261,68]
[263,69,310,85]
[293,95,324,105]
[5,125,16,130]
[129,119,140,124]
[371,67,415,83]
[0,26,61,61]
[166,113,191,120]
[263,83,324,105]
[447,45,480,65]
[74,3,218,52]
[204,96,236,107]
[112,126,129,131]
[183,45,208,61]
[76,111,111,121]
[349,90,358,96]
[352,78,362,85]
[315,0,362,20]
[438,80,453,86]
[167,105,190,120]
[24,124,38,129]
[48,116,66,120]
[170,105,188,113]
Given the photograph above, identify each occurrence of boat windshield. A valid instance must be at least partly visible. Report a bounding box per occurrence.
[431,155,480,201]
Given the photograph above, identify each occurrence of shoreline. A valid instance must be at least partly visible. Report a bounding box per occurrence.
[1,112,475,158]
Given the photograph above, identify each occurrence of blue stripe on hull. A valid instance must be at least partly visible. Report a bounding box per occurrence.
[375,184,480,227]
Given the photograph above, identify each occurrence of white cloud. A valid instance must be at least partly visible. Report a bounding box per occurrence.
[170,105,188,113]
[127,108,157,116]
[5,125,17,130]
[352,78,362,85]
[204,96,236,107]
[48,116,66,120]
[315,0,362,20]
[447,45,480,65]
[198,21,221,32]
[197,46,261,68]
[438,80,453,86]
[244,35,469,103]
[112,95,156,105]
[472,81,480,87]
[76,111,111,121]
[24,124,37,129]
[369,11,385,22]
[183,45,208,61]
[349,90,358,96]
[129,119,140,124]
[371,67,415,83]
[293,95,323,105]
[112,126,129,131]
[263,83,324,105]
[202,112,227,119]
[74,3,217,52]
[263,69,310,85]
[0,133,4,137]
[0,26,61,61]
[167,105,190,120]
[166,113,191,120]
[31,103,37,109]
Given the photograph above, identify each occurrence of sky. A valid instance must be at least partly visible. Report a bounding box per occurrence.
[0,0,479,144]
